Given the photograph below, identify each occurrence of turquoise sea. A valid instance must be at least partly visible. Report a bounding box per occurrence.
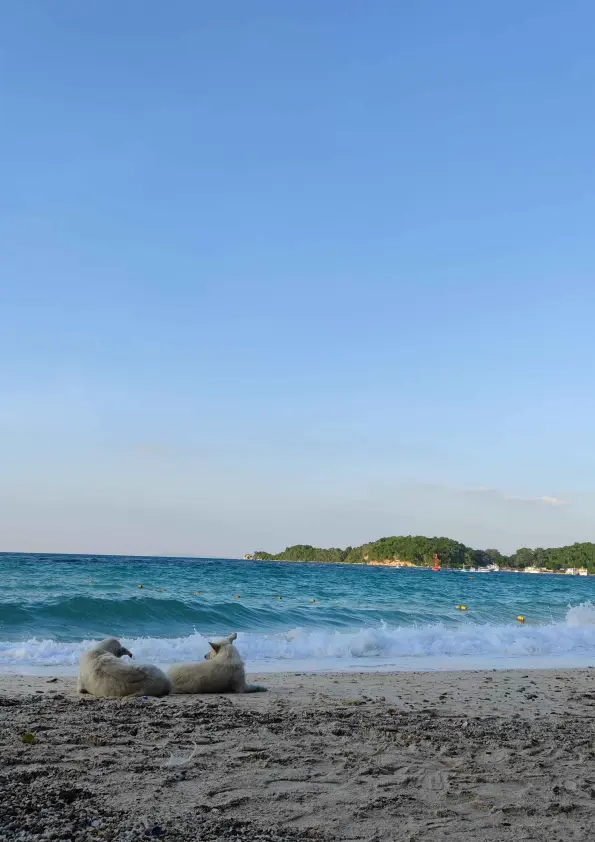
[2,553,595,674]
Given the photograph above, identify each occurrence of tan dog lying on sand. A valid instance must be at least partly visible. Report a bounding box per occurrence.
[167,632,267,694]
[77,637,171,698]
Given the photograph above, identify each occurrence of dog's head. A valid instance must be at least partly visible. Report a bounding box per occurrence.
[204,632,238,660]
[98,637,133,658]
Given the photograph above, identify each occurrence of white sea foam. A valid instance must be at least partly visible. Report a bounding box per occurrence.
[565,601,595,627]
[2,603,595,672]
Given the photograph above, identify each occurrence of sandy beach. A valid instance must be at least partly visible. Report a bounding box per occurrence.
[2,669,595,841]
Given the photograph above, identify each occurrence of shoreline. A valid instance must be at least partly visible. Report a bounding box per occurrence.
[251,557,592,575]
[1,666,595,713]
[3,669,595,840]
[3,651,595,677]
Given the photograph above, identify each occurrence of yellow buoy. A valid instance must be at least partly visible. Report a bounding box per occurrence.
[456,605,467,611]
[517,615,525,623]
[276,596,281,599]
[310,599,316,603]
[235,594,240,598]
[194,591,200,595]
[138,584,143,589]
[88,580,93,584]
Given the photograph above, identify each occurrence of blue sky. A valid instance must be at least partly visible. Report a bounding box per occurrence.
[1,1,594,555]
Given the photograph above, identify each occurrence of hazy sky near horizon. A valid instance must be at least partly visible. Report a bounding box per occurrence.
[2,1,595,557]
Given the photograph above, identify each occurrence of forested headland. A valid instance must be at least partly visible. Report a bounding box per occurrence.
[251,537,595,573]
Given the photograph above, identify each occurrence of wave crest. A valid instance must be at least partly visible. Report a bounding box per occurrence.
[1,603,595,669]
[565,601,595,627]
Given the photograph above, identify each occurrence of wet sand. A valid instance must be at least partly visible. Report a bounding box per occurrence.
[2,668,595,841]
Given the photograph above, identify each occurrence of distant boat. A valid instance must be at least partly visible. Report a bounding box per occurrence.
[432,554,440,572]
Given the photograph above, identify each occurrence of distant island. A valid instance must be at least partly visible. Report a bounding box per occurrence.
[245,536,595,575]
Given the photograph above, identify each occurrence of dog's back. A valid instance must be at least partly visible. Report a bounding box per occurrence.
[168,633,266,694]
[78,638,170,698]
[167,656,243,694]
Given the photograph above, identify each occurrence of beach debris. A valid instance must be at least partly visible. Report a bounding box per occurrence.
[20,732,37,745]
[165,741,198,767]
[194,591,200,595]
[57,788,87,804]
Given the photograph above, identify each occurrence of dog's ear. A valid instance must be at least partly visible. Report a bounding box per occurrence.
[228,633,238,642]
[208,641,221,653]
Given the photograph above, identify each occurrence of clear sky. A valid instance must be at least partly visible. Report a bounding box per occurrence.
[1,1,594,557]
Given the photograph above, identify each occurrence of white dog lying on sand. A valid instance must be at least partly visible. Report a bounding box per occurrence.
[168,632,267,694]
[77,637,171,698]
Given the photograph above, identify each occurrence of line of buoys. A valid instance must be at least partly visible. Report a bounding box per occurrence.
[136,585,169,591]
[125,591,530,616]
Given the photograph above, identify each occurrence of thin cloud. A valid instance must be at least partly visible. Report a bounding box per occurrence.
[503,494,567,506]
[466,487,567,506]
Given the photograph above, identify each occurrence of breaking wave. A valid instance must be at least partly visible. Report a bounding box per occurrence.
[2,603,595,671]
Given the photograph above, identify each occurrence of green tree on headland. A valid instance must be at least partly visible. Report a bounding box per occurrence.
[255,536,476,568]
[252,538,595,572]
[253,545,348,564]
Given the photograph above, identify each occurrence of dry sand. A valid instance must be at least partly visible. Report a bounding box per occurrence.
[2,668,595,841]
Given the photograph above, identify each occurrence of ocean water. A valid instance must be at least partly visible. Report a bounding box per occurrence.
[2,553,595,674]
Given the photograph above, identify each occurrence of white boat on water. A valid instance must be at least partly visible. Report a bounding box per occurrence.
[463,563,500,573]
[469,563,500,573]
